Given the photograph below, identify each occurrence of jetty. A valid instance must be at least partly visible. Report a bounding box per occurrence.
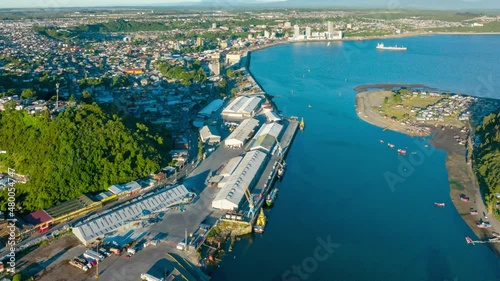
[465,236,500,245]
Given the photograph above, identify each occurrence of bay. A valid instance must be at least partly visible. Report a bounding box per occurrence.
[212,35,500,281]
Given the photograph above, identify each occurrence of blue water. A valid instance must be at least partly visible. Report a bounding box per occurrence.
[213,35,500,281]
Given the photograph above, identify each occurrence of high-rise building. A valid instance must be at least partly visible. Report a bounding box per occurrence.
[196,37,203,47]
[209,60,220,76]
[327,21,334,35]
[305,27,311,39]
[293,25,300,38]
[264,30,270,39]
[212,23,217,29]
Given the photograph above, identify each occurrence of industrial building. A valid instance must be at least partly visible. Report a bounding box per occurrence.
[212,150,268,211]
[208,156,243,188]
[72,185,190,246]
[108,181,142,197]
[264,111,282,123]
[221,96,263,120]
[250,123,283,154]
[197,99,224,118]
[199,125,221,145]
[224,118,260,148]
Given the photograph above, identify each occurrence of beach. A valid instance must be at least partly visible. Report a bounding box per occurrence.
[355,88,500,255]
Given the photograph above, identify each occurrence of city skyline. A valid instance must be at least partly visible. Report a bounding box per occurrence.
[2,0,500,9]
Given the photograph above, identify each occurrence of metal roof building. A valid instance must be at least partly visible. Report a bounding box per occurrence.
[221,96,263,119]
[224,118,260,148]
[212,150,268,211]
[197,99,224,118]
[264,111,282,123]
[250,122,283,154]
[199,125,221,144]
[72,185,190,246]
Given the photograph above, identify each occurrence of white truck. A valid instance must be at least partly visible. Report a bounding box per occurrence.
[141,273,164,281]
[84,250,104,261]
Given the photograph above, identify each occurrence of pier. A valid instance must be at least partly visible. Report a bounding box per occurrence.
[466,236,500,245]
[248,118,299,224]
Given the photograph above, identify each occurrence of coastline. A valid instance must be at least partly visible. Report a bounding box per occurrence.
[355,88,500,255]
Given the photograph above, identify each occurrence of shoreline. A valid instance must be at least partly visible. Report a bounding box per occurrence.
[355,88,500,255]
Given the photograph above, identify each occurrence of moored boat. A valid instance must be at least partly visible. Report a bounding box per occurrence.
[470,209,478,215]
[266,188,278,206]
[488,237,500,242]
[465,236,473,244]
[253,208,266,234]
[277,164,286,181]
[492,232,500,238]
[434,202,445,207]
[380,140,384,144]
[397,149,407,155]
[387,143,395,148]
[299,117,305,130]
[477,221,491,228]
[460,195,470,202]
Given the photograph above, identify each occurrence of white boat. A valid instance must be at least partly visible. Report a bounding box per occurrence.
[376,43,407,51]
[327,42,330,46]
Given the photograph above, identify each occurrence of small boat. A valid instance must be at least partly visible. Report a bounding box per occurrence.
[308,105,312,109]
[460,195,470,202]
[266,188,278,207]
[470,209,478,215]
[299,117,305,131]
[379,140,384,144]
[465,236,473,244]
[488,237,500,242]
[434,202,445,207]
[492,232,500,238]
[397,149,407,155]
[387,143,395,148]
[276,164,286,181]
[253,208,266,234]
[477,221,491,228]
[327,42,330,46]
[424,144,429,148]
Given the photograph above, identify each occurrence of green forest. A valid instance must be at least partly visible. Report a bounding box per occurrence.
[0,103,171,212]
[474,112,500,219]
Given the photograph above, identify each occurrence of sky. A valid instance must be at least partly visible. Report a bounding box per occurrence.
[1,0,500,9]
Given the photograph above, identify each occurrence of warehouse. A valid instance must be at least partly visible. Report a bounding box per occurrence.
[224,118,260,148]
[250,122,283,154]
[197,99,224,118]
[221,96,263,120]
[199,125,221,145]
[72,185,190,246]
[212,150,268,211]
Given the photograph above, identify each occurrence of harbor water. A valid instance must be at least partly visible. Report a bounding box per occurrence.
[212,35,500,281]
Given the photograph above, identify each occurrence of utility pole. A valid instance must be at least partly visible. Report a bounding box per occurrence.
[184,228,188,251]
[55,82,60,110]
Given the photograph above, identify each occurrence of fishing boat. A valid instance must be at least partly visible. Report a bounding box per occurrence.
[460,195,470,202]
[434,202,445,207]
[387,143,395,148]
[465,236,473,244]
[470,209,478,215]
[379,140,384,144]
[253,208,266,234]
[266,188,278,207]
[397,149,407,155]
[299,117,305,130]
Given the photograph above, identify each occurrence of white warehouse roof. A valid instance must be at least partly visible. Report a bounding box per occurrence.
[264,111,282,123]
[221,96,263,117]
[219,156,243,177]
[224,118,260,148]
[72,185,190,245]
[212,150,268,211]
[250,123,283,154]
[198,99,224,118]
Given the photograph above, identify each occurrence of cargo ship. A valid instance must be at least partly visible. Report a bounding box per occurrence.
[376,43,407,51]
[434,202,445,207]
[253,208,266,234]
[266,188,278,206]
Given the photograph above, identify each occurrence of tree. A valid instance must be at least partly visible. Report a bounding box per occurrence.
[13,273,22,281]
[230,88,239,97]
[226,69,235,78]
[21,88,36,99]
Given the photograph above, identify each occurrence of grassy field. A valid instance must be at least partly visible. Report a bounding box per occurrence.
[358,10,484,22]
[429,21,500,33]
[376,94,442,121]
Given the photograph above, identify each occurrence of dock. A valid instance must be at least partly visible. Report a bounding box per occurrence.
[248,118,299,224]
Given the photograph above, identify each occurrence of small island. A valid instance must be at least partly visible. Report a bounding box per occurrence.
[355,85,500,254]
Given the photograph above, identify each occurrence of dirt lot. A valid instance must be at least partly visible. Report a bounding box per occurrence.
[17,234,87,280]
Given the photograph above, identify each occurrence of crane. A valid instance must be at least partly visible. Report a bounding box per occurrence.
[243,184,255,218]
